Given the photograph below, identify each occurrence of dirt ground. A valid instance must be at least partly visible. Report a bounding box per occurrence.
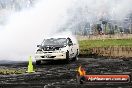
[0,58,131,88]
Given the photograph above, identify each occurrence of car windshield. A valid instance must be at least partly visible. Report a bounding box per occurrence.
[42,38,67,46]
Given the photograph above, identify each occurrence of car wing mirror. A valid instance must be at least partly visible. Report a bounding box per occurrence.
[37,45,40,47]
[68,43,73,46]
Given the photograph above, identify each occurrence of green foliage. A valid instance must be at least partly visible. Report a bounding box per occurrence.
[0,69,26,75]
[79,39,132,48]
[79,39,132,57]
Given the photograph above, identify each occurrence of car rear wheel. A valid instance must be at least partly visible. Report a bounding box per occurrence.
[36,60,41,65]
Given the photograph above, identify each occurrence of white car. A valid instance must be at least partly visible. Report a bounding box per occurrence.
[35,37,79,64]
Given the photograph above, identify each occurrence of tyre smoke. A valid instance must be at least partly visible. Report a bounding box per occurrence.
[0,0,132,61]
[0,0,74,61]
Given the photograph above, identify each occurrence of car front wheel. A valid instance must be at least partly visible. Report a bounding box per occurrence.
[65,51,70,63]
[36,60,41,65]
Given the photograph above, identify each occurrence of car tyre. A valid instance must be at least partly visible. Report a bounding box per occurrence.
[72,50,78,61]
[36,60,41,65]
[65,51,70,63]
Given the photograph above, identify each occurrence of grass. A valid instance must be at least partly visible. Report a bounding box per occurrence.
[79,39,132,48]
[0,68,26,75]
[78,39,132,57]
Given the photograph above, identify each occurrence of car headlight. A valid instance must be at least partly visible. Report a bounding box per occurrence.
[54,47,67,53]
[36,51,43,54]
[35,56,40,58]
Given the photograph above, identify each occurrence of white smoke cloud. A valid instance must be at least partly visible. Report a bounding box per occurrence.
[0,0,132,61]
[67,0,132,24]
[0,0,74,61]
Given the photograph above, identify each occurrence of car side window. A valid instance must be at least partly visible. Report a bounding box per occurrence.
[67,38,73,46]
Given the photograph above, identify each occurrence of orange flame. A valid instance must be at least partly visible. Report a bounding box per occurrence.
[78,66,86,76]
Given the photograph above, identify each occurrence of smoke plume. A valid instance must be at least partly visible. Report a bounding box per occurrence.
[0,0,132,61]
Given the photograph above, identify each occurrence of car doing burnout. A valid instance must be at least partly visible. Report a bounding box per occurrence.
[35,37,79,64]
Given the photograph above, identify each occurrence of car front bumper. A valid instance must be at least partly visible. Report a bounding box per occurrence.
[35,52,66,61]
